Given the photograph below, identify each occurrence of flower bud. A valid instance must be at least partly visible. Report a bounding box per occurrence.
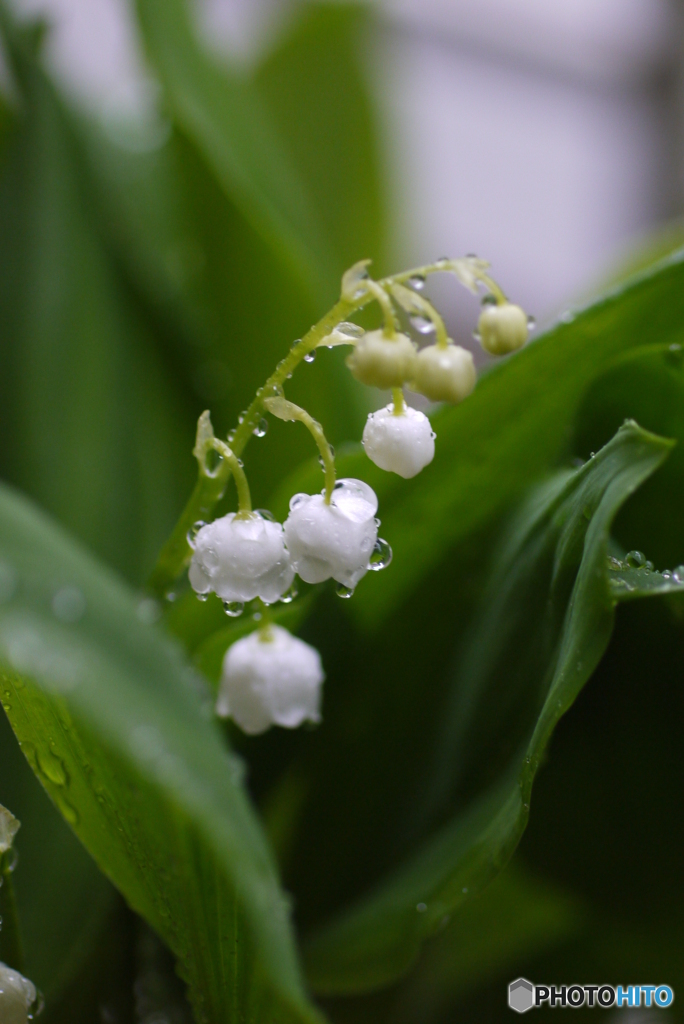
[477,302,528,355]
[189,513,294,604]
[216,626,324,735]
[0,962,37,1024]
[412,343,476,403]
[346,330,417,390]
[284,478,378,589]
[362,404,435,478]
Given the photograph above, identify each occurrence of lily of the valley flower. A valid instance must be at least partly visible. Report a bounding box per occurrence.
[284,478,379,590]
[362,404,435,478]
[216,626,324,735]
[478,302,528,355]
[412,342,476,403]
[0,963,37,1024]
[189,512,294,604]
[346,330,417,389]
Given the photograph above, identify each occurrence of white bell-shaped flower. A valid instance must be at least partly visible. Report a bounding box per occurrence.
[216,626,324,735]
[412,343,476,403]
[346,330,417,389]
[478,302,528,355]
[284,478,379,589]
[0,963,37,1024]
[362,404,435,478]
[189,512,294,604]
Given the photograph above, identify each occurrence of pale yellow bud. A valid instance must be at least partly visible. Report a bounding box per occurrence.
[412,343,476,404]
[346,330,417,390]
[478,303,528,355]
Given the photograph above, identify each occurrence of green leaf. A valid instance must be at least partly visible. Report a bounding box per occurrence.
[0,709,120,1012]
[134,0,335,302]
[386,860,583,1024]
[0,10,194,585]
[0,484,324,1024]
[302,421,671,994]
[253,2,386,275]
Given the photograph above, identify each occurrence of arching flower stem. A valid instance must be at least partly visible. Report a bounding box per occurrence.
[263,396,336,503]
[148,258,506,597]
[365,280,397,338]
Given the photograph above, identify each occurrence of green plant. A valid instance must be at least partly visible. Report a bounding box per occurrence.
[1,3,684,1022]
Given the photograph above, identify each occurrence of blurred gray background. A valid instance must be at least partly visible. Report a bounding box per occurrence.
[9,0,684,331]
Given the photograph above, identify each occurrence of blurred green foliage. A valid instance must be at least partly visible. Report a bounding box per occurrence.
[0,2,684,1023]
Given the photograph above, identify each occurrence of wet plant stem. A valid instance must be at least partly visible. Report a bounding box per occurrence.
[148,258,497,597]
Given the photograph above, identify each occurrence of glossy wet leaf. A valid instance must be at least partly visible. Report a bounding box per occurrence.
[302,421,671,993]
[134,0,334,303]
[0,9,193,586]
[0,483,324,1024]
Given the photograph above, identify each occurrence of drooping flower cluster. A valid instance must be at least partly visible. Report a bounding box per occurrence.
[0,962,38,1024]
[179,257,528,736]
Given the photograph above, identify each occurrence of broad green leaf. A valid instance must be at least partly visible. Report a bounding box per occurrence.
[0,10,193,584]
[254,2,386,276]
[385,861,582,1024]
[302,421,671,993]
[0,708,118,1009]
[0,483,324,1024]
[134,0,336,302]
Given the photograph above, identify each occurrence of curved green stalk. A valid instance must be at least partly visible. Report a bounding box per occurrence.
[263,397,336,502]
[147,258,506,596]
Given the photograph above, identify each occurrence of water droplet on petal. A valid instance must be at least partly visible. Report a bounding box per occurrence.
[335,583,355,599]
[196,592,209,602]
[223,601,244,617]
[187,520,207,548]
[255,509,275,521]
[304,351,316,363]
[279,582,298,604]
[369,538,392,571]
[527,315,536,330]
[253,418,268,437]
[28,987,45,1019]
